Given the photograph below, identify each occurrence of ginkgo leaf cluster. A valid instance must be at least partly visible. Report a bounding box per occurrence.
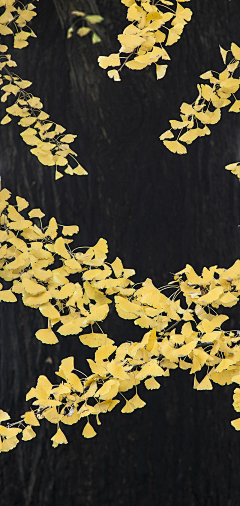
[0,0,87,179]
[67,10,103,45]
[98,0,192,82]
[160,43,240,160]
[2,188,240,453]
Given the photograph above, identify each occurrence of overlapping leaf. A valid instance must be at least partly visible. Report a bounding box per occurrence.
[98,0,192,81]
[0,0,86,179]
[160,43,240,166]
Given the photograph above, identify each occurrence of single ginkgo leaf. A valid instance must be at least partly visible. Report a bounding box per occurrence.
[144,377,161,390]
[16,196,29,211]
[231,42,240,61]
[62,225,79,236]
[121,400,135,413]
[0,290,17,302]
[85,14,104,23]
[166,23,184,46]
[28,208,45,219]
[55,169,64,180]
[231,418,240,430]
[0,409,10,422]
[1,436,19,452]
[82,422,97,438]
[1,115,12,125]
[107,70,121,82]
[35,328,59,344]
[22,425,36,441]
[51,427,68,445]
[24,410,40,426]
[156,64,168,80]
[163,140,187,154]
[60,134,77,143]
[196,375,213,390]
[159,130,174,141]
[73,165,88,176]
[229,100,240,113]
[77,26,91,37]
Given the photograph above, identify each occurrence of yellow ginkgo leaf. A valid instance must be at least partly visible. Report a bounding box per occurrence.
[229,100,240,113]
[24,410,40,426]
[0,409,10,422]
[67,372,83,392]
[156,64,168,80]
[16,196,29,211]
[55,356,74,380]
[51,427,68,445]
[1,436,19,452]
[166,23,184,46]
[163,140,187,154]
[87,303,109,322]
[82,422,97,438]
[22,278,46,295]
[77,26,91,37]
[80,333,114,348]
[111,257,123,278]
[159,130,174,141]
[39,302,60,320]
[57,322,81,336]
[72,165,88,176]
[196,375,213,390]
[107,70,121,82]
[131,393,146,409]
[35,328,59,344]
[28,208,45,219]
[60,134,77,143]
[55,170,63,180]
[55,283,75,300]
[95,344,117,361]
[231,418,240,430]
[197,286,223,304]
[118,33,145,50]
[144,377,161,390]
[54,237,71,260]
[22,425,36,441]
[62,225,79,236]
[121,400,135,413]
[1,115,12,125]
[107,362,129,380]
[231,43,240,61]
[98,53,121,69]
[125,60,146,70]
[0,290,17,302]
[96,379,119,400]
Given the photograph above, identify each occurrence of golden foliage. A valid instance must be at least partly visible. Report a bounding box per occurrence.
[2,188,240,452]
[98,0,192,81]
[160,43,240,175]
[0,0,87,179]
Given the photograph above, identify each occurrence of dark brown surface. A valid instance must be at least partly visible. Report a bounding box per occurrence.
[1,1,240,505]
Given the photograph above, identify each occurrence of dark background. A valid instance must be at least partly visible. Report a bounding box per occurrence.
[1,0,240,505]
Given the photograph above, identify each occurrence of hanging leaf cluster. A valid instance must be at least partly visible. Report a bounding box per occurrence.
[2,189,240,452]
[98,0,192,82]
[0,0,87,179]
[160,42,240,156]
[67,10,103,44]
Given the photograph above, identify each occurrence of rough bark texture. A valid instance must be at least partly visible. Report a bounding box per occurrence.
[1,1,240,505]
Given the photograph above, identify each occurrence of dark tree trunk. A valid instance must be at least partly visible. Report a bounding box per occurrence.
[1,1,240,505]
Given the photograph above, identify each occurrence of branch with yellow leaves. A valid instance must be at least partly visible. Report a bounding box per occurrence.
[98,0,192,82]
[2,187,240,452]
[160,42,240,157]
[0,0,87,179]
